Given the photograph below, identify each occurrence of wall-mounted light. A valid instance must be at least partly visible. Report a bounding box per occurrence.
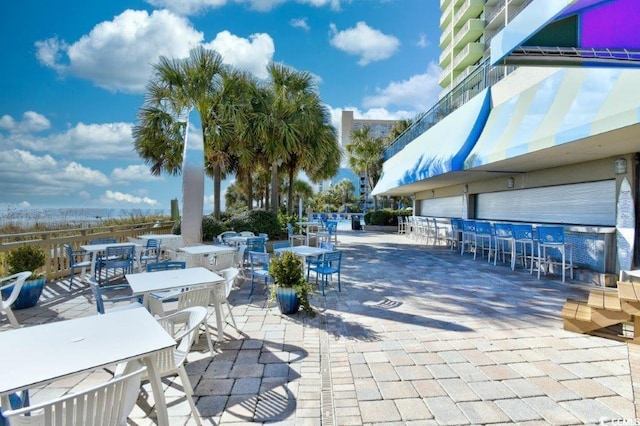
[507,177,515,188]
[615,158,627,175]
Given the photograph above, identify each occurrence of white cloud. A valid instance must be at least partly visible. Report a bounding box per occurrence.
[0,149,110,198]
[101,190,160,206]
[204,31,274,79]
[290,17,310,31]
[329,22,400,66]
[144,0,343,14]
[417,33,428,48]
[0,111,50,133]
[112,165,164,183]
[362,62,441,110]
[35,9,204,93]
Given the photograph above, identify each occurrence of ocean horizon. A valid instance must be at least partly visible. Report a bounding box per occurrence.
[0,207,169,228]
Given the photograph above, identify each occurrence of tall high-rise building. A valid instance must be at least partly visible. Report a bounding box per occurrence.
[340,111,399,210]
[438,0,526,94]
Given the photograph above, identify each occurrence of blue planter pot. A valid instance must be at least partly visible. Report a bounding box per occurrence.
[276,287,300,315]
[1,276,46,310]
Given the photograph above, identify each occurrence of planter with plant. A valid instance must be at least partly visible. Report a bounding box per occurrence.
[2,245,47,309]
[269,251,314,316]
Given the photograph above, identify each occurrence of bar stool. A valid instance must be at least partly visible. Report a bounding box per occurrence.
[536,226,573,282]
[492,223,514,266]
[511,224,535,272]
[460,220,476,255]
[473,221,493,261]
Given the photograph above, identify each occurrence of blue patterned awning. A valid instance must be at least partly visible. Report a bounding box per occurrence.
[372,89,491,196]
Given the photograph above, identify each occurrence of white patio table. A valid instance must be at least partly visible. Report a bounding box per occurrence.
[126,267,226,342]
[225,235,250,246]
[273,245,331,274]
[0,308,175,426]
[80,242,142,277]
[178,244,237,268]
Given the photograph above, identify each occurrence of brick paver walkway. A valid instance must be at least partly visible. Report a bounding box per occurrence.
[3,230,638,425]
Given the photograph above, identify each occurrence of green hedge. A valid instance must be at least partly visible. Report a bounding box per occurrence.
[364,209,411,226]
[171,209,281,240]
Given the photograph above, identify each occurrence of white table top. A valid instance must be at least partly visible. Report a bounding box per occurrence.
[274,245,331,257]
[0,308,175,396]
[225,236,250,244]
[139,234,182,240]
[126,266,224,295]
[179,245,237,255]
[297,221,321,226]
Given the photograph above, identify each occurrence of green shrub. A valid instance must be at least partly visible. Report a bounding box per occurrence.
[226,210,281,238]
[364,209,395,226]
[7,245,46,278]
[202,216,226,241]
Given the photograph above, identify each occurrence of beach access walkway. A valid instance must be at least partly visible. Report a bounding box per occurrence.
[3,229,639,424]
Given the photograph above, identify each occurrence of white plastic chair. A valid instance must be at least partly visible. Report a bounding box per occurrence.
[2,365,146,426]
[0,271,33,328]
[148,286,214,355]
[118,307,206,426]
[210,267,240,332]
[287,223,305,246]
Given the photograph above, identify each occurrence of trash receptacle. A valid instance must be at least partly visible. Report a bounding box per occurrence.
[351,215,361,230]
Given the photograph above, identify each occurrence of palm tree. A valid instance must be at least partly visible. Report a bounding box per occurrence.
[255,63,318,213]
[346,125,386,210]
[133,47,225,224]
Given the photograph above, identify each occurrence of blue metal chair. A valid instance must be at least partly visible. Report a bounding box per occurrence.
[217,231,238,245]
[64,243,92,289]
[87,276,142,314]
[309,250,342,296]
[139,239,161,270]
[272,241,292,251]
[248,251,272,296]
[536,226,574,282]
[305,242,335,280]
[448,218,463,251]
[146,261,186,272]
[473,221,494,261]
[99,245,135,285]
[460,220,476,255]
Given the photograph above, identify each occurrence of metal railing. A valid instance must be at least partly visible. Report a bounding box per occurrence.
[384,58,516,160]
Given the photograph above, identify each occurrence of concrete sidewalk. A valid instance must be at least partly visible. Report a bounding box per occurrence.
[4,230,639,425]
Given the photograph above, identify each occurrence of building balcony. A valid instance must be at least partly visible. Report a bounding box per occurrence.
[453,41,485,70]
[440,0,451,12]
[440,4,453,30]
[453,0,484,27]
[439,45,453,67]
[440,27,452,49]
[453,18,485,50]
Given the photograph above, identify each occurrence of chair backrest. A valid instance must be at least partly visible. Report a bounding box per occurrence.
[462,220,476,233]
[90,237,117,245]
[258,232,269,241]
[145,238,161,249]
[321,251,342,270]
[273,241,292,251]
[105,245,135,264]
[286,223,296,237]
[494,223,513,238]
[319,241,335,250]
[450,218,463,232]
[537,226,566,244]
[0,271,33,311]
[218,231,238,245]
[155,307,207,371]
[213,251,236,271]
[246,237,266,253]
[1,366,146,425]
[475,221,492,235]
[221,267,240,299]
[88,277,107,314]
[512,223,534,241]
[249,251,270,270]
[64,243,79,266]
[147,261,186,272]
[176,287,212,312]
[326,221,338,234]
[239,231,255,237]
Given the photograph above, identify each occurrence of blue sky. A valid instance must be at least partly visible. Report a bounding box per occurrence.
[0,0,442,214]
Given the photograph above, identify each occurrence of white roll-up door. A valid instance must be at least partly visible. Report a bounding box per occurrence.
[476,180,615,225]
[420,196,465,218]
